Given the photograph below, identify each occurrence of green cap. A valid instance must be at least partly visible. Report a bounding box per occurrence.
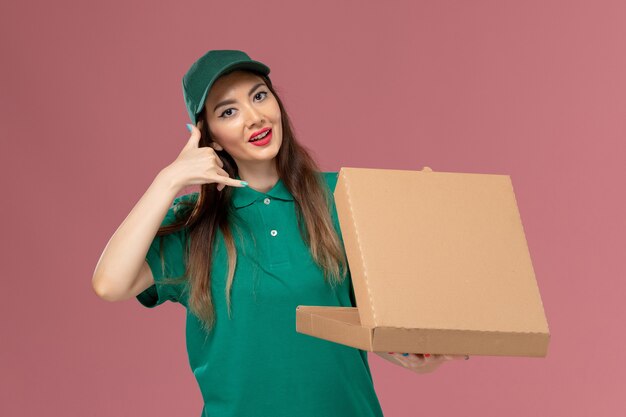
[182,49,271,124]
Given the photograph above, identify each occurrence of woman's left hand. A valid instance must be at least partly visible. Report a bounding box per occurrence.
[381,352,468,374]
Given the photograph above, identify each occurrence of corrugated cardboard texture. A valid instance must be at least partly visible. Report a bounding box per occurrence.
[296,306,372,350]
[296,167,550,357]
[295,306,549,356]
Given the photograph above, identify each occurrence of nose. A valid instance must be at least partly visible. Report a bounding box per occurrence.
[244,104,265,127]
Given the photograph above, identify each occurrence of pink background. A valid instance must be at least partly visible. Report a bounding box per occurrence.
[2,0,624,415]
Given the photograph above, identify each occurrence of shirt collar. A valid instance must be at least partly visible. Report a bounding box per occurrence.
[231,175,294,209]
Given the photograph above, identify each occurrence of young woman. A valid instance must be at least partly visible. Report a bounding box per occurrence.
[92,49,465,417]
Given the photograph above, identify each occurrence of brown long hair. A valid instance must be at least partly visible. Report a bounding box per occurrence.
[155,70,348,337]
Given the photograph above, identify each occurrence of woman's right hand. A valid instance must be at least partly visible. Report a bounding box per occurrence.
[163,123,248,192]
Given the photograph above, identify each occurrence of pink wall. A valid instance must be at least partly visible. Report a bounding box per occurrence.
[2,0,624,415]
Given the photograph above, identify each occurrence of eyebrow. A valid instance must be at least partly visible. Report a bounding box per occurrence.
[213,82,266,113]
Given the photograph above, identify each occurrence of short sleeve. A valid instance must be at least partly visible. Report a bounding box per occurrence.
[136,193,197,308]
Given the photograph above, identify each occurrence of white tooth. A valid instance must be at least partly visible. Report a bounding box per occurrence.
[253,131,268,140]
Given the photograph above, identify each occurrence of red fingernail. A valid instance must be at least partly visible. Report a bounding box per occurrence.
[388,352,394,354]
[424,353,431,357]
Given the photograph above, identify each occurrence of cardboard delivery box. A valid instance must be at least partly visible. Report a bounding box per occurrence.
[296,167,550,357]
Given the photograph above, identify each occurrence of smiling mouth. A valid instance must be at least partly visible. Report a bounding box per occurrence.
[249,129,272,142]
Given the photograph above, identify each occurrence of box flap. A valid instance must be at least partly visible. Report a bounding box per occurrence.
[334,167,550,337]
[295,306,549,356]
[295,306,373,351]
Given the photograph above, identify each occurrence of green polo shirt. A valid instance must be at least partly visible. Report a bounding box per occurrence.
[136,172,385,417]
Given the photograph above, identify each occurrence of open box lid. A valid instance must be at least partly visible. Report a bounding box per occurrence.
[333,166,550,338]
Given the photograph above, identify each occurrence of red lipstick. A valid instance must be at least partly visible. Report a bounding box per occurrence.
[249,127,271,141]
[249,129,272,146]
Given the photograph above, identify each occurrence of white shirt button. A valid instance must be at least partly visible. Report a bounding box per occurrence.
[264,197,271,205]
[270,229,278,237]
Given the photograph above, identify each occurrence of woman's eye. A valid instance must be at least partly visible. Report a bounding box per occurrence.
[218,92,268,118]
[219,108,235,118]
[255,91,268,101]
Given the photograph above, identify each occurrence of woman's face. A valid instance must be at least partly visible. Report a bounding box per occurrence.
[203,70,282,169]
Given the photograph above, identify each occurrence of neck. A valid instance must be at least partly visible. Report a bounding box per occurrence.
[237,161,279,193]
